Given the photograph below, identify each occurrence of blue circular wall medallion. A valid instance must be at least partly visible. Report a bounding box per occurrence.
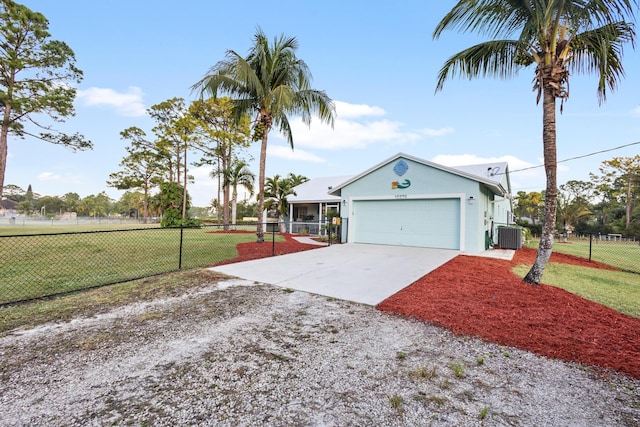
[394,160,408,176]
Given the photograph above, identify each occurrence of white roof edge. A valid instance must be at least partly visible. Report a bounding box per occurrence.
[289,175,353,202]
[328,153,510,197]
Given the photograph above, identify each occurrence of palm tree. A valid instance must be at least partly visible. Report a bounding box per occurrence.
[223,160,255,229]
[264,174,297,233]
[287,173,309,188]
[433,0,636,284]
[192,28,335,242]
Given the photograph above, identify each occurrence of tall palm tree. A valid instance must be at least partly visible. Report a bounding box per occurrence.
[264,174,297,233]
[193,28,335,242]
[223,160,255,229]
[433,0,636,284]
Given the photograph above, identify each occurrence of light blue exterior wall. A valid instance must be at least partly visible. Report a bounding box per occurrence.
[338,156,507,253]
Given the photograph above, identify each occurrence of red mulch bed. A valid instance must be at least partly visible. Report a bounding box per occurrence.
[212,233,321,266]
[377,247,640,379]
[215,236,640,378]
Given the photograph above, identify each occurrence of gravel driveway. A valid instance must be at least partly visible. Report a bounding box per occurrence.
[1,278,638,426]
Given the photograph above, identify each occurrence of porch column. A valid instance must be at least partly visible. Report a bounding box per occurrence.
[289,203,293,233]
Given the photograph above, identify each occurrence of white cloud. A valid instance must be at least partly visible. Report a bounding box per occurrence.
[431,153,544,172]
[420,127,454,137]
[37,171,82,184]
[632,105,640,117]
[76,86,146,117]
[38,172,60,181]
[334,100,386,119]
[283,100,443,151]
[268,145,326,162]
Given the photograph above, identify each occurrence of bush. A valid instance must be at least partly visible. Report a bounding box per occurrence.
[161,209,201,228]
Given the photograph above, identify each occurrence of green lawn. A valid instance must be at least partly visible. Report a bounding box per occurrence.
[0,226,282,304]
[0,221,160,235]
[513,261,640,319]
[526,237,640,273]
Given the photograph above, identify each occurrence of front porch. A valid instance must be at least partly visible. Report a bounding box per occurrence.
[287,202,340,236]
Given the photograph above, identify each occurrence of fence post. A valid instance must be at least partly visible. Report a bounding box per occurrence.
[179,226,184,269]
[589,233,593,262]
[271,225,275,256]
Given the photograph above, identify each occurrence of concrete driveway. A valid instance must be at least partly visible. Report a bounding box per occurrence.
[209,243,459,306]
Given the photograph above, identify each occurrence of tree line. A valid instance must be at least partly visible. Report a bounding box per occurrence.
[2,171,310,226]
[514,155,640,238]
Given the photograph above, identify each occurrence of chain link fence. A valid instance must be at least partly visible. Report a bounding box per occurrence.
[0,224,277,305]
[560,233,640,274]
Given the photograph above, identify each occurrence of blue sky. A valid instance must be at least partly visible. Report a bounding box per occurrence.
[7,1,640,207]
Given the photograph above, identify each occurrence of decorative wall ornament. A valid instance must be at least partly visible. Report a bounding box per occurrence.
[393,160,408,176]
[392,179,411,189]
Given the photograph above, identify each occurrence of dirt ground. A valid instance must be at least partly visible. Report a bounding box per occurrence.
[1,234,638,426]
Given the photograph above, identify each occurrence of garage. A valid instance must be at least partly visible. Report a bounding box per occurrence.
[351,198,461,249]
[319,153,513,254]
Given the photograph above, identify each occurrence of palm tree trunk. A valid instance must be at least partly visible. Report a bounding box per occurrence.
[256,123,269,243]
[223,143,232,230]
[523,87,558,285]
[231,188,238,231]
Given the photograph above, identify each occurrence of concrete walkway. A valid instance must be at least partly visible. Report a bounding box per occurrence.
[209,243,459,306]
[291,236,328,246]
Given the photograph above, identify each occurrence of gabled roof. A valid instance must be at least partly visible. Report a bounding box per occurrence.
[0,197,19,210]
[327,153,510,197]
[288,176,353,203]
[454,162,511,194]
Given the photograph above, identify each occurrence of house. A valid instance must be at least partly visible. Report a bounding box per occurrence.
[0,197,18,221]
[286,175,352,235]
[289,153,514,253]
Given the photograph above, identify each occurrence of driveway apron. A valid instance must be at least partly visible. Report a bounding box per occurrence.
[209,244,459,306]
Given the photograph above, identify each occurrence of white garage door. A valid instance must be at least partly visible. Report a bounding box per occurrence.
[352,198,460,249]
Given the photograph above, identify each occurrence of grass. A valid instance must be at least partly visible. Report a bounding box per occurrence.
[0,225,284,304]
[527,237,640,273]
[512,263,640,318]
[478,406,490,420]
[0,269,225,335]
[0,221,161,236]
[448,362,466,378]
[408,365,437,380]
[0,222,260,236]
[388,395,404,412]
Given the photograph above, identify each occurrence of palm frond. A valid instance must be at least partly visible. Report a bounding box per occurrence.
[293,89,335,127]
[435,39,528,91]
[276,115,294,148]
[433,0,535,40]
[569,21,636,103]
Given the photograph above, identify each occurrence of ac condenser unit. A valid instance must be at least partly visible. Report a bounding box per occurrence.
[498,227,523,250]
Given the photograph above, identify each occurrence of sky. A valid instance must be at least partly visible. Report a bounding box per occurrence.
[6,1,640,207]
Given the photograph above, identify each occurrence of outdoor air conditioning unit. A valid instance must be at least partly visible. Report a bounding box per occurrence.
[498,227,523,250]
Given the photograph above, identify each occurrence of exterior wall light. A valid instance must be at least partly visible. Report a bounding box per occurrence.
[468,196,475,205]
